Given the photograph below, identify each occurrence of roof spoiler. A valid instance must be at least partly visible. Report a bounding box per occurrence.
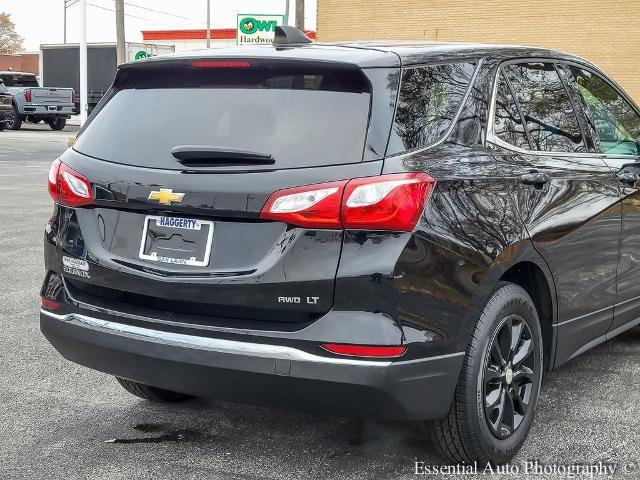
[273,26,312,46]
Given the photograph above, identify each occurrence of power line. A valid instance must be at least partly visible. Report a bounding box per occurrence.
[84,1,178,27]
[123,1,204,25]
[85,2,151,22]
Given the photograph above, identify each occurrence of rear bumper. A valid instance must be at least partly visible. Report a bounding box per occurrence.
[40,309,463,420]
[21,104,73,116]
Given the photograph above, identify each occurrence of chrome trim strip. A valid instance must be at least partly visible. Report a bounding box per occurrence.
[42,310,387,365]
[552,293,640,328]
[41,310,464,367]
[553,304,612,328]
[42,310,389,366]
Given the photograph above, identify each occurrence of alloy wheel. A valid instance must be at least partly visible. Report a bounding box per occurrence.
[482,314,536,439]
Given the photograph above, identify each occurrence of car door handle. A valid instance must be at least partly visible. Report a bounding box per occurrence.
[616,172,639,185]
[520,172,550,186]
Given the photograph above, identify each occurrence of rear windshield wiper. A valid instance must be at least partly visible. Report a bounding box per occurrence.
[171,145,275,167]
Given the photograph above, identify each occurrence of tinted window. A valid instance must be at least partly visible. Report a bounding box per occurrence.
[505,63,585,152]
[388,62,476,153]
[494,72,530,149]
[569,66,640,156]
[0,73,38,87]
[75,64,371,170]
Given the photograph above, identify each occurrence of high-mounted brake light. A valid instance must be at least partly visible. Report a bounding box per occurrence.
[24,89,32,103]
[48,159,94,207]
[190,60,251,68]
[259,173,435,231]
[321,343,406,358]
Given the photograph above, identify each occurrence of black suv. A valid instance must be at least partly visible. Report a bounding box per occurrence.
[41,28,640,465]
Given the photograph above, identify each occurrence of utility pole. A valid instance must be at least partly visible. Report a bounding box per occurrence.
[295,0,304,30]
[79,0,88,124]
[284,0,290,25]
[206,0,211,48]
[115,0,126,65]
[63,0,79,44]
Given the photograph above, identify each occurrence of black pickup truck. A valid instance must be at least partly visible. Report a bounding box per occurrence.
[0,80,13,130]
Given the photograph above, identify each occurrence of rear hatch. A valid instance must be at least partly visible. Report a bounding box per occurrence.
[31,87,73,105]
[59,56,386,328]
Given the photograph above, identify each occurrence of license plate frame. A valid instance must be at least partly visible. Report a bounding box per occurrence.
[138,215,214,267]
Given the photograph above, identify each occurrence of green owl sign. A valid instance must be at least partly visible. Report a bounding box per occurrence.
[237,14,285,45]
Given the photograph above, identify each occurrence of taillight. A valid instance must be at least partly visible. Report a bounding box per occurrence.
[72,89,76,104]
[321,343,406,358]
[259,173,435,231]
[260,180,347,229]
[343,173,434,231]
[48,159,94,207]
[24,89,32,103]
[41,297,61,311]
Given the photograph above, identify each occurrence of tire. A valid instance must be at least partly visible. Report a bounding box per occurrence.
[6,104,22,130]
[428,282,544,465]
[48,118,66,131]
[116,377,194,403]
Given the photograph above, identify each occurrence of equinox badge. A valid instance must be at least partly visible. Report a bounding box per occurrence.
[148,188,185,205]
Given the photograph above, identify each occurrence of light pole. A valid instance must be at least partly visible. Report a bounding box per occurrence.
[79,0,88,125]
[63,0,79,43]
[206,0,211,48]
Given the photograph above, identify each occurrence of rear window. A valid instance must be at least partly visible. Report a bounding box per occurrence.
[74,62,372,170]
[1,73,39,87]
[387,62,476,154]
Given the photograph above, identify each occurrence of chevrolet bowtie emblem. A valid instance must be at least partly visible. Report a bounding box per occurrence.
[148,188,185,205]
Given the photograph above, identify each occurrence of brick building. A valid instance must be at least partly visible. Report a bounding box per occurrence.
[0,53,39,75]
[317,0,640,101]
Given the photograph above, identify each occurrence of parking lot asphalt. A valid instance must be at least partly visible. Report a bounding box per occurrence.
[1,122,640,480]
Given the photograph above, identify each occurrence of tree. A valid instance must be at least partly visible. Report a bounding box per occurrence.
[0,12,24,54]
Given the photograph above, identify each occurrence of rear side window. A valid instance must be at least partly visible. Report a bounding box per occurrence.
[494,71,530,149]
[568,66,640,156]
[387,62,476,153]
[74,62,372,170]
[0,74,38,87]
[504,63,585,153]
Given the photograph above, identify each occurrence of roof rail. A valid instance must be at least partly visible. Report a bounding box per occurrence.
[273,26,312,45]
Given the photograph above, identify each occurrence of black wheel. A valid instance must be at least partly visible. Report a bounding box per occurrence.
[428,282,543,465]
[48,118,66,131]
[6,104,22,130]
[116,377,194,403]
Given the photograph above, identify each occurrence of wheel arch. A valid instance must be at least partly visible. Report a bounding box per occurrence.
[499,261,556,371]
[463,240,558,372]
